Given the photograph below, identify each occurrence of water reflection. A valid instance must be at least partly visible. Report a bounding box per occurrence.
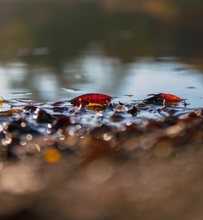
[0,0,202,106]
[1,52,203,108]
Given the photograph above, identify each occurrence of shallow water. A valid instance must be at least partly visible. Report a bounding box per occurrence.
[0,54,203,108]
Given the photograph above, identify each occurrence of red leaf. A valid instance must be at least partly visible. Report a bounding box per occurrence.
[70,93,111,107]
[146,93,182,104]
[159,93,182,101]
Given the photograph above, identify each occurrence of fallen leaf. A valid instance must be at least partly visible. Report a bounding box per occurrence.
[70,93,111,107]
[159,93,182,101]
[0,109,22,117]
[86,103,105,111]
[0,97,4,106]
[145,93,182,105]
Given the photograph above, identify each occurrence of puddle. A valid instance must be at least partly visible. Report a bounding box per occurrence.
[0,55,203,109]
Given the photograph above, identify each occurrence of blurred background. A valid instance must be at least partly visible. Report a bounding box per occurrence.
[0,0,203,106]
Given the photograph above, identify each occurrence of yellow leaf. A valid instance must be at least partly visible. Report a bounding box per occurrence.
[0,97,4,107]
[0,109,22,117]
[86,103,105,111]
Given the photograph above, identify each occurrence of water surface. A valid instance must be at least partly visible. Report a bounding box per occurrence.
[0,53,203,108]
[0,1,202,107]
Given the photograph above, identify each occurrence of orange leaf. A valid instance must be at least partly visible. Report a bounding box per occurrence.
[86,103,105,111]
[159,93,182,101]
[0,97,4,107]
[146,93,182,105]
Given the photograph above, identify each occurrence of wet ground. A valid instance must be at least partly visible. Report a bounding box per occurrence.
[0,93,203,220]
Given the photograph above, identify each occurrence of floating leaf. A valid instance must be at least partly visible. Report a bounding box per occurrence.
[159,93,182,101]
[70,93,111,107]
[0,97,4,106]
[86,103,105,111]
[0,109,22,117]
[145,93,182,105]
